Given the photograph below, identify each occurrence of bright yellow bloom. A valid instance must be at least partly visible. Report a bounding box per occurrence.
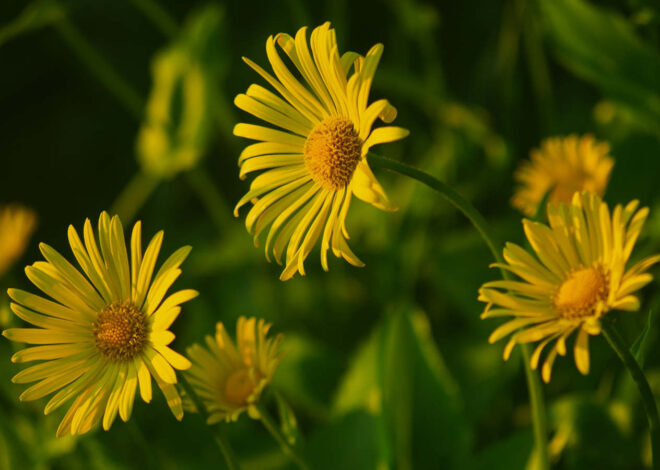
[233,22,409,280]
[185,317,282,423]
[479,192,659,382]
[3,212,197,437]
[512,135,614,217]
[0,204,37,277]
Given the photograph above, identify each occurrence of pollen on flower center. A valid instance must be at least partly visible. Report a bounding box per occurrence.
[93,302,147,361]
[554,266,609,319]
[304,117,362,190]
[224,368,259,405]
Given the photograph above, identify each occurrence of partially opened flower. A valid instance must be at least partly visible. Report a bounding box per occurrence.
[479,192,660,382]
[233,22,409,280]
[0,204,37,277]
[3,212,197,437]
[512,135,614,217]
[185,317,282,423]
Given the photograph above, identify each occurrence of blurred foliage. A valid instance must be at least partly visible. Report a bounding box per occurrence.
[1,0,660,469]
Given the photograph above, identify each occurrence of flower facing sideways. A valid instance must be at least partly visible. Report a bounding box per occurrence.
[233,22,409,280]
[512,135,614,217]
[479,192,660,382]
[3,212,197,437]
[185,317,282,423]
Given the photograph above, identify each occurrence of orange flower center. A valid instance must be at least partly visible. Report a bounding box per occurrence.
[224,369,260,405]
[93,302,147,361]
[554,266,609,319]
[304,117,362,190]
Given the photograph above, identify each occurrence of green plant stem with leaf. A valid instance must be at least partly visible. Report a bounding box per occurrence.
[602,318,660,470]
[254,402,312,470]
[369,151,551,470]
[179,375,242,470]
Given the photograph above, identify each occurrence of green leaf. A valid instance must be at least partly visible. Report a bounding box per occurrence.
[275,392,301,446]
[332,321,381,416]
[538,0,660,130]
[631,309,657,367]
[332,307,471,470]
[306,412,388,470]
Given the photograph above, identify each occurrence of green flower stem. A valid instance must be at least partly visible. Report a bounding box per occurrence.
[368,153,500,263]
[369,152,550,470]
[254,402,312,470]
[110,171,160,224]
[520,342,550,468]
[602,319,660,469]
[179,375,241,470]
[53,17,144,119]
[128,0,178,39]
[185,167,234,235]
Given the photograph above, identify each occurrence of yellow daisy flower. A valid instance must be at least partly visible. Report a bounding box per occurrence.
[0,204,37,277]
[479,192,660,382]
[512,135,614,217]
[185,317,282,423]
[3,212,197,437]
[233,22,409,280]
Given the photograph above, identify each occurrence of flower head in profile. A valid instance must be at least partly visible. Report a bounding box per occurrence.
[3,212,197,437]
[233,22,409,280]
[479,192,659,382]
[185,317,282,423]
[0,204,37,277]
[512,135,614,217]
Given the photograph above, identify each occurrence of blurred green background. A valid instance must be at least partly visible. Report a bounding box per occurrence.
[2,0,660,469]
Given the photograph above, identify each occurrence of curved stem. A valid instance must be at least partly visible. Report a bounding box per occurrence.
[110,171,160,224]
[369,151,550,470]
[602,319,660,469]
[255,402,312,470]
[368,153,501,264]
[520,343,550,468]
[179,375,241,470]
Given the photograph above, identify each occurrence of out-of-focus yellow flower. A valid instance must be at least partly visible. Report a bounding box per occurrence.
[0,205,36,277]
[136,6,223,179]
[185,317,282,423]
[3,212,197,437]
[233,22,409,280]
[512,135,614,217]
[137,48,208,179]
[480,192,659,382]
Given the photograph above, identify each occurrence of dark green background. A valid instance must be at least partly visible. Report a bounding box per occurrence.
[1,0,660,469]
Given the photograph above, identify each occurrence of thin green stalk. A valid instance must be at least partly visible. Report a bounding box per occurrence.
[110,171,160,224]
[184,167,234,235]
[255,402,312,470]
[369,151,550,470]
[602,319,660,469]
[179,375,241,470]
[368,153,500,263]
[128,0,178,39]
[53,17,144,119]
